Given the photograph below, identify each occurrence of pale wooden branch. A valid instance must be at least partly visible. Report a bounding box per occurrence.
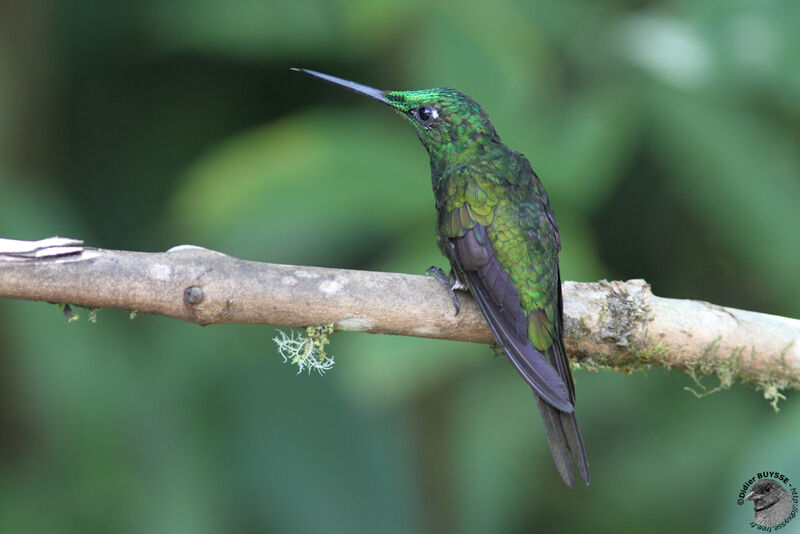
[1,238,798,396]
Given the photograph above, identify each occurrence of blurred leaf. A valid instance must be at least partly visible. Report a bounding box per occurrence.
[0,170,86,240]
[521,84,640,213]
[144,0,422,59]
[556,213,606,282]
[716,399,800,533]
[649,87,800,314]
[0,63,8,155]
[447,368,542,534]
[171,110,430,264]
[680,0,800,107]
[336,334,485,409]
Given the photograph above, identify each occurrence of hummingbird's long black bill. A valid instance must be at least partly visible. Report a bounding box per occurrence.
[291,68,388,104]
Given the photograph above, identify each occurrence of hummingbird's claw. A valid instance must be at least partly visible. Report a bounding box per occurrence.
[426,265,462,315]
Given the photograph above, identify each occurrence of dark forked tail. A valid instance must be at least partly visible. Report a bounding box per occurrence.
[536,396,590,487]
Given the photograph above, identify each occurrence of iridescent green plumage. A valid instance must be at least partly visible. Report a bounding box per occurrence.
[294,68,589,487]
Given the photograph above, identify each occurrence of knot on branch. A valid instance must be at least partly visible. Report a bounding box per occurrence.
[183,285,204,305]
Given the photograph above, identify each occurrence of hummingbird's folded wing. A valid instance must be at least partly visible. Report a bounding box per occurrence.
[451,224,573,413]
[452,224,589,485]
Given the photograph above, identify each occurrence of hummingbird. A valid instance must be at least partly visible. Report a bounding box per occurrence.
[293,68,589,487]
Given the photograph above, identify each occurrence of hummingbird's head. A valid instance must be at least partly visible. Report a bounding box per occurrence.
[383,88,500,158]
[293,69,500,166]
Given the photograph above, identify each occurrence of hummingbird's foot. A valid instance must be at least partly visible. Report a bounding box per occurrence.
[426,265,463,315]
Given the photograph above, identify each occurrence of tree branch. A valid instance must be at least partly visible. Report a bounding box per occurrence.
[1,238,798,399]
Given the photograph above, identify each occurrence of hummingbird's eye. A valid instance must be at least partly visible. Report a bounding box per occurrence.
[417,106,432,121]
[412,105,438,127]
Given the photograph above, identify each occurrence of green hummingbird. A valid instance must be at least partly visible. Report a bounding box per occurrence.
[293,68,589,487]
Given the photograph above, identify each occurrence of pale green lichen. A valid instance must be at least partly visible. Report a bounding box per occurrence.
[566,289,796,411]
[683,337,736,398]
[570,284,654,373]
[273,323,336,375]
[680,338,797,412]
[490,343,504,359]
[54,303,99,323]
[760,383,787,412]
[565,315,592,344]
[749,341,796,412]
[54,303,79,322]
[597,283,651,348]
[631,340,669,363]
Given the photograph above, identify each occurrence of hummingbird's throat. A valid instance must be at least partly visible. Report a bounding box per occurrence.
[421,127,500,175]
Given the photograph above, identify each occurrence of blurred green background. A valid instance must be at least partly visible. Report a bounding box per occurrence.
[1,1,799,532]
